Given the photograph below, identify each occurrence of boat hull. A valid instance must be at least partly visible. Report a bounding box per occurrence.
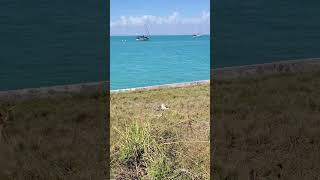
[136,36,150,41]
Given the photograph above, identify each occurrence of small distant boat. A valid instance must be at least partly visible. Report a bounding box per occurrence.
[136,35,149,41]
[192,33,202,38]
[136,24,150,41]
[192,25,203,38]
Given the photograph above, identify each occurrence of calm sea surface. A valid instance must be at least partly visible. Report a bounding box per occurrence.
[0,0,106,91]
[2,1,320,91]
[213,1,320,68]
[110,35,210,90]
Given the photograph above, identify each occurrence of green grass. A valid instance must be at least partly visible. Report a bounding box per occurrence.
[111,85,210,179]
[213,72,320,180]
[0,93,106,179]
[115,121,175,179]
[117,121,154,163]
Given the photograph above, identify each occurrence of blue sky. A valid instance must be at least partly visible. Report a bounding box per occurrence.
[110,0,210,35]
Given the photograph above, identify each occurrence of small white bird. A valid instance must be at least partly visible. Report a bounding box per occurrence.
[160,104,169,110]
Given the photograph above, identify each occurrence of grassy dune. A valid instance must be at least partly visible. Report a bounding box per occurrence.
[3,70,317,179]
[213,72,320,180]
[0,93,106,179]
[111,85,210,179]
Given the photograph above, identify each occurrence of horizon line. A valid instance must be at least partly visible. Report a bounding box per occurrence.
[110,33,210,37]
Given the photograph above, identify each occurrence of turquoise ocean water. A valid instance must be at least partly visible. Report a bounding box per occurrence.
[2,1,320,91]
[110,35,210,90]
[213,1,320,68]
[0,0,106,91]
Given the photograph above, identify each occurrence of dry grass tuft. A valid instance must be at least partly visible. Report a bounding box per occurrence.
[0,106,14,143]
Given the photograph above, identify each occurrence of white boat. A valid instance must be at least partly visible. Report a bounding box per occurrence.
[192,33,202,38]
[136,24,150,41]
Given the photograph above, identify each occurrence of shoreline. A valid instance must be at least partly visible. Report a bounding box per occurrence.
[214,57,320,79]
[0,81,108,102]
[1,57,320,100]
[110,80,210,94]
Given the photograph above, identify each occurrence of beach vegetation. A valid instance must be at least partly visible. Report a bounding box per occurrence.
[111,85,210,179]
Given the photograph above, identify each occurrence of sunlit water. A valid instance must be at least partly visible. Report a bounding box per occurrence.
[110,35,210,90]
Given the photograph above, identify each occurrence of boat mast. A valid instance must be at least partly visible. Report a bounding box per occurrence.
[144,23,150,37]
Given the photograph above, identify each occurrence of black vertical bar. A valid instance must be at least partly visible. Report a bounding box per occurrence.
[106,0,111,178]
[210,0,215,179]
